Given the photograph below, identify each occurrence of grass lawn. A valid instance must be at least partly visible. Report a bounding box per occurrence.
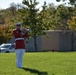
[0,52,76,75]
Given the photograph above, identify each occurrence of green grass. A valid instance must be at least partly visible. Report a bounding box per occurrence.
[0,52,76,75]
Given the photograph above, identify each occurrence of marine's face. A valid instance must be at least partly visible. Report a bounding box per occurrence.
[16,25,21,29]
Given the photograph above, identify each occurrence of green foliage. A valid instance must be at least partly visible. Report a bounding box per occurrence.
[55,5,69,30]
[22,0,48,37]
[67,16,76,31]
[0,14,5,24]
[22,0,49,51]
[0,25,12,44]
[69,0,75,3]
[56,0,61,2]
[42,3,56,30]
[56,0,76,6]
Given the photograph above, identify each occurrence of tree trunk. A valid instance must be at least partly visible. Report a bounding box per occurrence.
[71,32,74,51]
[34,35,37,51]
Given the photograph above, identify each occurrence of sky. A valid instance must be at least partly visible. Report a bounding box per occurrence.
[0,0,68,9]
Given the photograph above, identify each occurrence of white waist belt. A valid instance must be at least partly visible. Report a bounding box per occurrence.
[15,38,24,41]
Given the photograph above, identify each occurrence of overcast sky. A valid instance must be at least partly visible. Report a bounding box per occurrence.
[0,0,65,9]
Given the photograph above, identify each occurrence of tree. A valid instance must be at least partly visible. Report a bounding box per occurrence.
[56,0,76,7]
[54,4,76,50]
[0,14,5,24]
[0,2,23,25]
[43,3,56,30]
[22,0,47,51]
[67,16,76,50]
[65,6,76,51]
[55,5,69,30]
[0,25,12,44]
